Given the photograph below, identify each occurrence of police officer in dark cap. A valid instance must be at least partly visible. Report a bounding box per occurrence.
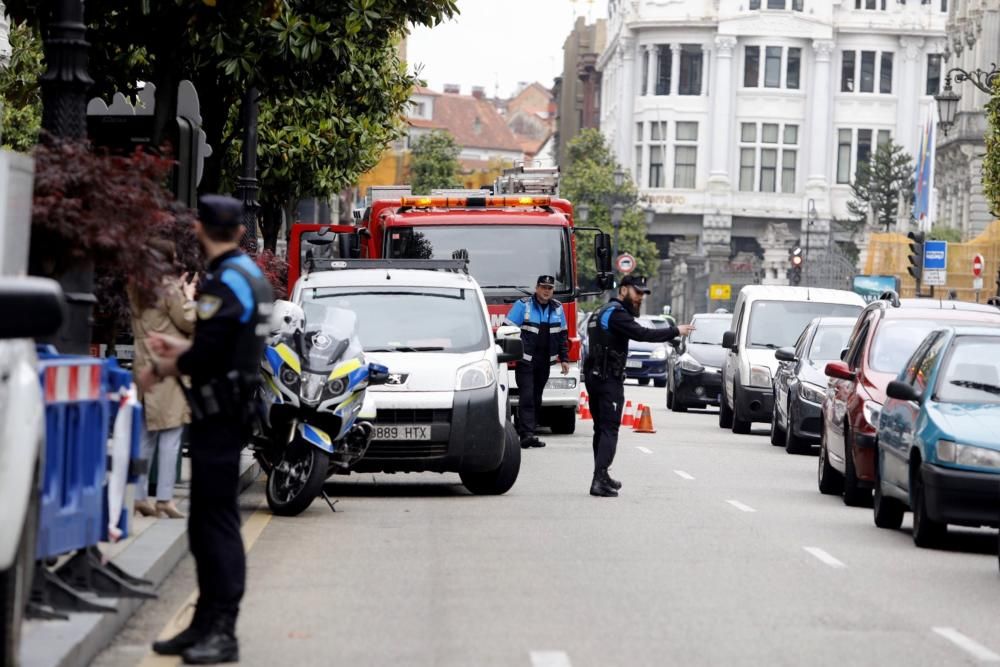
[584,275,694,497]
[504,274,570,448]
[138,194,273,664]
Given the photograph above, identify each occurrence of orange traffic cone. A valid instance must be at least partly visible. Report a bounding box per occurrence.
[632,404,645,430]
[621,400,634,427]
[580,394,592,420]
[634,405,656,433]
[577,391,587,414]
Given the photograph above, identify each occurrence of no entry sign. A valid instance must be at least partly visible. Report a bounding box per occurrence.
[973,253,984,277]
[616,253,636,274]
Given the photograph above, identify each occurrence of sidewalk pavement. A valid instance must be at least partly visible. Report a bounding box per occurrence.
[19,453,261,667]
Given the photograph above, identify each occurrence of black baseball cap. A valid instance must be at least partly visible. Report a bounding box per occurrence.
[620,275,651,294]
[198,194,243,228]
[537,274,556,287]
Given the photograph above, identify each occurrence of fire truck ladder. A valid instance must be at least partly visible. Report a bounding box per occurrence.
[494,165,560,196]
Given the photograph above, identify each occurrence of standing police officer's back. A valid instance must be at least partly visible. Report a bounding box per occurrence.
[584,275,694,497]
[139,195,273,664]
[504,274,570,448]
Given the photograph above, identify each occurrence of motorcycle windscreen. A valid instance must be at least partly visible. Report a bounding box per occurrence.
[299,305,365,374]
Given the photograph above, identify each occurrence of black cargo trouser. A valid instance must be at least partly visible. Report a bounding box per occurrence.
[585,376,625,472]
[187,415,245,629]
[516,361,551,440]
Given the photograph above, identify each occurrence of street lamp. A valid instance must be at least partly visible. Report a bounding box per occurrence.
[935,65,1000,135]
[613,169,625,189]
[611,202,625,261]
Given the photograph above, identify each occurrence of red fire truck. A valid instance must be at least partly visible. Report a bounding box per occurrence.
[287,167,612,434]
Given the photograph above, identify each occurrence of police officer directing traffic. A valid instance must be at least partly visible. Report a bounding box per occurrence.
[584,275,694,497]
[504,274,570,448]
[138,195,273,664]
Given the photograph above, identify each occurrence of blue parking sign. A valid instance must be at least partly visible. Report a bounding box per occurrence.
[923,240,947,270]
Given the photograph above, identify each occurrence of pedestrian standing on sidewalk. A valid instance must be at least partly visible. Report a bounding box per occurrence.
[583,275,694,497]
[138,195,273,665]
[504,274,570,448]
[128,238,197,520]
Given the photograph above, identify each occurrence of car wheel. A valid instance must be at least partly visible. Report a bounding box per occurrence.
[769,399,785,446]
[911,464,946,548]
[818,430,843,495]
[731,384,751,435]
[842,428,872,508]
[549,407,576,435]
[784,402,811,455]
[719,386,734,429]
[461,421,521,495]
[654,377,667,388]
[638,377,651,386]
[665,385,673,409]
[873,459,905,530]
[1,465,38,667]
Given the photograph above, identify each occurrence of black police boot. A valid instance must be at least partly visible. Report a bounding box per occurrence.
[520,435,533,449]
[605,470,622,490]
[153,608,210,656]
[530,437,547,448]
[590,469,619,497]
[181,615,239,665]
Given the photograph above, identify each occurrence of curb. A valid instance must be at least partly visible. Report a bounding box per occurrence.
[20,454,261,667]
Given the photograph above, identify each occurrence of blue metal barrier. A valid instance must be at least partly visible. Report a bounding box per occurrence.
[34,353,109,560]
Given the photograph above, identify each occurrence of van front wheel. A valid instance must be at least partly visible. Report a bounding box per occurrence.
[461,421,521,495]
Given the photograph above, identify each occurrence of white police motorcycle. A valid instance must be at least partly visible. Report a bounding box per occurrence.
[253,301,388,516]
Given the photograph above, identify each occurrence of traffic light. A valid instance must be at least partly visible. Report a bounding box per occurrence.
[788,246,803,285]
[907,231,925,284]
[995,267,1000,298]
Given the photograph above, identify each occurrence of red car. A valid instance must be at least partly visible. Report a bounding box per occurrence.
[819,294,1000,506]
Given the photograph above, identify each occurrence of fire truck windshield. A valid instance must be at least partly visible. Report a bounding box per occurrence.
[387,225,572,293]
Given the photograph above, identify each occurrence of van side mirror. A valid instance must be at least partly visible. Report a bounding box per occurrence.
[0,277,65,340]
[722,331,736,350]
[775,347,796,362]
[886,380,921,402]
[496,337,523,364]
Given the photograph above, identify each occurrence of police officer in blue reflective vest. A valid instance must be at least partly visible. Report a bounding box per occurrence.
[138,195,273,664]
[584,275,694,497]
[504,274,570,448]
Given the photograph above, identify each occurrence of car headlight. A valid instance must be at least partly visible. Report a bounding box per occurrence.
[301,372,327,403]
[936,440,1000,469]
[545,377,578,390]
[748,365,771,387]
[456,359,496,391]
[862,400,882,429]
[678,354,704,373]
[651,345,668,360]
[798,382,826,404]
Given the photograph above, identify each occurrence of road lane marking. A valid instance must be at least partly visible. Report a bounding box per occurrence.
[636,446,653,454]
[138,501,273,667]
[673,470,695,480]
[932,627,1000,662]
[803,547,846,569]
[726,500,756,512]
[530,651,573,667]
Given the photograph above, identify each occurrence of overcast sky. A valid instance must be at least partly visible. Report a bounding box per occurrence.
[407,0,609,99]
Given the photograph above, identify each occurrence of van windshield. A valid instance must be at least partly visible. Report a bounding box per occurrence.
[747,301,861,349]
[302,287,490,354]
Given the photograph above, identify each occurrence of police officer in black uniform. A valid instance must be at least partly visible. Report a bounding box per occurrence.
[138,195,273,664]
[504,274,570,448]
[584,275,694,497]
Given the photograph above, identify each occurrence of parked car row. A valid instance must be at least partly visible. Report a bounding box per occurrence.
[666,284,1000,560]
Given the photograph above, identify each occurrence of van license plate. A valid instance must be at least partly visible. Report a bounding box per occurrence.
[374,425,431,441]
[626,360,643,369]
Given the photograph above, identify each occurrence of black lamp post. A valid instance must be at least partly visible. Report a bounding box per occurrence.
[236,87,260,254]
[935,65,1000,135]
[38,0,96,354]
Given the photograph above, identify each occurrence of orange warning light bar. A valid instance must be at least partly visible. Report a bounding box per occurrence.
[399,196,552,208]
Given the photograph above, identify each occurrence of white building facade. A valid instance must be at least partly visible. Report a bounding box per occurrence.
[934,0,1000,239]
[599,0,947,282]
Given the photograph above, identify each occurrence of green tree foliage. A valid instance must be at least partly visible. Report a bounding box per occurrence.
[561,129,659,286]
[929,224,963,242]
[0,20,43,152]
[847,141,915,232]
[6,0,458,191]
[984,79,1000,218]
[409,130,461,195]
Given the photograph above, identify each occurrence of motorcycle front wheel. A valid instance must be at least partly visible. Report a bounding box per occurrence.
[265,447,330,517]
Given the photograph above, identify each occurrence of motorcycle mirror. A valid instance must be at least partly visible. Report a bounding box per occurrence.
[368,363,390,385]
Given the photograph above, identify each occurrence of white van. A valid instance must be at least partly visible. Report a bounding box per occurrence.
[291,260,521,494]
[720,285,864,434]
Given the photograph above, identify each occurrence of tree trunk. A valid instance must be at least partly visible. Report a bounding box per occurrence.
[260,199,283,254]
[150,63,180,149]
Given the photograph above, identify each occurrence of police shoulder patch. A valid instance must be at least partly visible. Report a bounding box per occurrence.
[197,294,222,320]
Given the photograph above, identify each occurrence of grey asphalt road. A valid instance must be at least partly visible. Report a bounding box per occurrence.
[93,383,1000,667]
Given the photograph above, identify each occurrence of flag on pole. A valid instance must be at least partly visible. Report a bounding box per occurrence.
[912,116,934,230]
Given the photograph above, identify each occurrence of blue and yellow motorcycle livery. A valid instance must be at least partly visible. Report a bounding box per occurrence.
[253,301,388,516]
